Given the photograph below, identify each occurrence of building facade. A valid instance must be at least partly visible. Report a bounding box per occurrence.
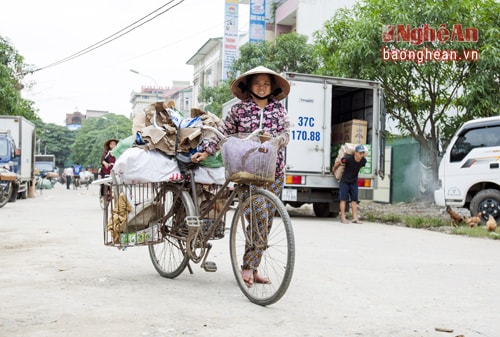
[129,82,191,119]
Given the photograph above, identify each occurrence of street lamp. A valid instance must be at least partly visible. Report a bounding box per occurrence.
[130,69,159,101]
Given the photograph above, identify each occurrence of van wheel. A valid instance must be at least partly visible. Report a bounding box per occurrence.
[313,203,332,217]
[470,189,500,224]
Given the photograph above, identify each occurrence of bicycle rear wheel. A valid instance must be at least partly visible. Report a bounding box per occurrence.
[149,183,195,279]
[229,188,295,306]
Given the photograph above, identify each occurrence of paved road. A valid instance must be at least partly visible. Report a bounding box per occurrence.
[1,183,499,337]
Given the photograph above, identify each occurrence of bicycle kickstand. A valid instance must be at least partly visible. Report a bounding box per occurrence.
[200,243,217,272]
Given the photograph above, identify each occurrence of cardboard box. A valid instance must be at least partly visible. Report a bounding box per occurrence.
[343,119,367,144]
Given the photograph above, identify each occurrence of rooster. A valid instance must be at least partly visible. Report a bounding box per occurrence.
[446,206,464,227]
[486,214,497,232]
[464,212,482,228]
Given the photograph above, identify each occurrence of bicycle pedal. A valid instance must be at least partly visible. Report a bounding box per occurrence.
[202,261,217,272]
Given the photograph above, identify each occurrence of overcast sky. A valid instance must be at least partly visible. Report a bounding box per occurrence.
[1,0,249,125]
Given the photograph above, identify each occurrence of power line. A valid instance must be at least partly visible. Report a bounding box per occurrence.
[30,0,185,74]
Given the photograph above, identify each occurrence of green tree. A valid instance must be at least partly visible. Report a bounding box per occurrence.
[230,40,272,73]
[313,0,500,184]
[230,32,319,74]
[198,81,233,117]
[33,120,76,169]
[0,36,38,121]
[267,32,319,73]
[70,114,132,169]
[200,33,319,115]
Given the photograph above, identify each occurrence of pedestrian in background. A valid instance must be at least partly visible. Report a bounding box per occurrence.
[333,144,367,223]
[63,166,74,190]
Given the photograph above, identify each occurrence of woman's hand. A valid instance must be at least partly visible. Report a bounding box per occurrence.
[191,151,209,163]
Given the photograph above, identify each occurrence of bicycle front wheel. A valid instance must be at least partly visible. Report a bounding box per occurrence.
[149,183,195,279]
[229,188,295,306]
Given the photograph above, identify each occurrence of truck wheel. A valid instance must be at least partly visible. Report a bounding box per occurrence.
[0,182,12,208]
[8,183,18,203]
[470,189,500,224]
[20,189,27,199]
[313,203,332,217]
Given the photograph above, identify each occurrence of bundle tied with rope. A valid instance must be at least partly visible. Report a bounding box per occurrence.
[133,102,222,157]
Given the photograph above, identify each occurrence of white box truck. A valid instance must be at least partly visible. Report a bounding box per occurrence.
[280,73,386,217]
[434,116,500,223]
[0,116,36,200]
[222,73,386,217]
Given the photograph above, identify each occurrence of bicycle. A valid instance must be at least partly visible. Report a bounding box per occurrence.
[96,129,295,306]
[73,175,80,190]
[98,175,112,210]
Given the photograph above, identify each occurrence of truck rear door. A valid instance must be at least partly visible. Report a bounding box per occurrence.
[285,80,331,173]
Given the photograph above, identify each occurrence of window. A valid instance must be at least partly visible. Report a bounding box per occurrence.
[450,125,500,162]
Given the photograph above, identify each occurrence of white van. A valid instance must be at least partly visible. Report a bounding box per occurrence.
[434,116,500,223]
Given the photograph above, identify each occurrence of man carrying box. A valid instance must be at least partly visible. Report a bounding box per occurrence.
[333,144,367,223]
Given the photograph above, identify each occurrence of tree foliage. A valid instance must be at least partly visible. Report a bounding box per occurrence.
[0,36,38,121]
[198,81,232,117]
[230,32,319,75]
[70,114,132,169]
[313,0,500,183]
[201,33,319,116]
[33,120,76,170]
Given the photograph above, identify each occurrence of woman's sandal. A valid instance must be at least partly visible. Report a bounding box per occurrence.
[352,219,363,224]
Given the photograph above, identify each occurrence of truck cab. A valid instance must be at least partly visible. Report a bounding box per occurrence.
[0,131,19,174]
[434,116,500,223]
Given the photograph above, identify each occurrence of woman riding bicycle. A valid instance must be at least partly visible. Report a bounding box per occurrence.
[192,66,291,287]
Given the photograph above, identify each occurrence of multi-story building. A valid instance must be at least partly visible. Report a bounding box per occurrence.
[186,38,224,111]
[129,82,191,119]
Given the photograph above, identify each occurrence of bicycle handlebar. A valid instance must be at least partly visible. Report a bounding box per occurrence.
[200,125,267,141]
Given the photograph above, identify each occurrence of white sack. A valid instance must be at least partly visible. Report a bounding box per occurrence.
[113,147,183,183]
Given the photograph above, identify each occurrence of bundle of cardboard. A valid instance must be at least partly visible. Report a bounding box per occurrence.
[332,143,357,180]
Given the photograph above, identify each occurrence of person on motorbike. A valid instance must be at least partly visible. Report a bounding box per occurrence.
[73,163,82,188]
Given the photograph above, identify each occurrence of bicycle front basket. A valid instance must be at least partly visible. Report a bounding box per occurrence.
[221,133,279,184]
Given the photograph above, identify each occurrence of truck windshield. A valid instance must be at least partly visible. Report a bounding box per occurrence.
[450,125,500,162]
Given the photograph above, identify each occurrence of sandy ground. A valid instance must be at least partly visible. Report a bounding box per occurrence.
[1,183,500,337]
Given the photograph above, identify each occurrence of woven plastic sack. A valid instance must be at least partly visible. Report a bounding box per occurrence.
[113,147,182,183]
[221,134,279,183]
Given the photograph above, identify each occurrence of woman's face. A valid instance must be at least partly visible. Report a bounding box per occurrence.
[250,74,272,98]
[109,141,117,149]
